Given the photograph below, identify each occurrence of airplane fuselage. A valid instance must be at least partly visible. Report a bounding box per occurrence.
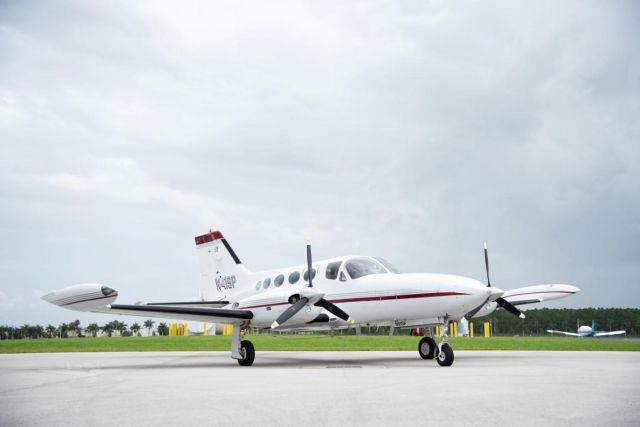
[215,256,498,330]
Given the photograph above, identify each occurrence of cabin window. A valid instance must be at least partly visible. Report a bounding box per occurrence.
[325,261,342,280]
[345,257,388,279]
[263,277,271,289]
[288,271,300,284]
[274,274,285,287]
[255,281,262,290]
[303,268,317,282]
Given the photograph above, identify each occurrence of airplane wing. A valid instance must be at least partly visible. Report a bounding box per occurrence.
[502,284,580,306]
[594,331,626,337]
[145,300,229,308]
[41,284,252,325]
[546,330,582,337]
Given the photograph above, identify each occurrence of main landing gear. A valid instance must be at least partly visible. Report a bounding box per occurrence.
[231,323,255,366]
[418,322,455,367]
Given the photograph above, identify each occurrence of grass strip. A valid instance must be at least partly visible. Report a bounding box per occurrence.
[1,335,639,353]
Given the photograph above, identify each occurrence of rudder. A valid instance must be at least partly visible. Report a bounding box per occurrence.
[195,230,251,300]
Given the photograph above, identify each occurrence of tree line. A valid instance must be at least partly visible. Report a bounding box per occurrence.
[482,307,640,336]
[0,319,170,340]
[2,308,638,339]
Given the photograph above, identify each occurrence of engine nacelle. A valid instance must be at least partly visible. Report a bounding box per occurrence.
[41,283,118,311]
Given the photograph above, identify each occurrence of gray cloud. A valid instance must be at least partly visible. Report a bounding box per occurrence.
[1,0,639,325]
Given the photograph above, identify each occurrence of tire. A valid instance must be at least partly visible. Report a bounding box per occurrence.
[436,343,454,367]
[237,340,255,366]
[418,336,437,359]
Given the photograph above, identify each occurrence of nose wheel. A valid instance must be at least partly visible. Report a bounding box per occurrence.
[418,322,455,367]
[436,343,454,366]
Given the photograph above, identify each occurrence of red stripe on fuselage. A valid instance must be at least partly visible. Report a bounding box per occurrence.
[239,292,468,310]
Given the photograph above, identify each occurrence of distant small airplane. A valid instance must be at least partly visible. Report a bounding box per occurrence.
[547,320,626,337]
[42,230,577,367]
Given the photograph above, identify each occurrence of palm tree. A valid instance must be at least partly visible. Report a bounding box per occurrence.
[144,319,155,337]
[33,325,44,338]
[130,323,141,336]
[117,322,128,336]
[19,324,31,339]
[86,323,100,337]
[110,320,126,337]
[101,322,114,337]
[157,322,168,336]
[57,323,69,338]
[68,320,82,337]
[45,324,57,338]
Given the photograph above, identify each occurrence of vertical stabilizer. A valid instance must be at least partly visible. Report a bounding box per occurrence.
[195,230,251,300]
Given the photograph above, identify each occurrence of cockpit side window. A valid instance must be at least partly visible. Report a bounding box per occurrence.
[325,261,342,280]
[339,271,347,282]
[345,257,388,279]
[373,257,401,273]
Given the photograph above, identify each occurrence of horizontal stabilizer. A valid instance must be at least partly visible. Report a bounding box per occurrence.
[42,284,253,325]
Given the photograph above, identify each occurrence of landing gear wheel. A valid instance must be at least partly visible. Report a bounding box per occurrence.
[237,340,255,366]
[418,337,437,359]
[436,343,454,367]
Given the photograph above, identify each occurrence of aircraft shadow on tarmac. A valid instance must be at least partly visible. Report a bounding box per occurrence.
[41,352,536,372]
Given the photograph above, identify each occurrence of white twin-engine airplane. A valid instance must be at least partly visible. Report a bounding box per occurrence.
[42,230,579,367]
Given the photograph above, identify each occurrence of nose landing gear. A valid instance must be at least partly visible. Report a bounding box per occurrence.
[417,321,455,367]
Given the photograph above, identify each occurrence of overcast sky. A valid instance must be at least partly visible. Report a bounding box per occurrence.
[1,1,639,326]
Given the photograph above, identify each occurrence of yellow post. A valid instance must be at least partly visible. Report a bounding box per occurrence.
[435,325,441,336]
[203,322,207,336]
[469,322,474,337]
[483,321,490,337]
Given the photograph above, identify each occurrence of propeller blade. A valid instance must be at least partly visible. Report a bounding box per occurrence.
[496,297,526,319]
[484,242,491,287]
[315,299,353,324]
[464,296,491,320]
[306,240,313,288]
[271,297,309,328]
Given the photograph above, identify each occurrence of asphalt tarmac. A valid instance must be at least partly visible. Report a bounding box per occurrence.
[1,351,638,426]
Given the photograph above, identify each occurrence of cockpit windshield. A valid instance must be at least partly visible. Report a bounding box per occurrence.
[373,257,401,273]
[345,257,388,279]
